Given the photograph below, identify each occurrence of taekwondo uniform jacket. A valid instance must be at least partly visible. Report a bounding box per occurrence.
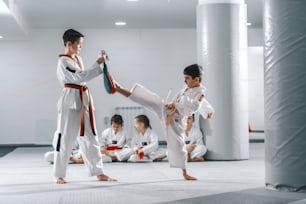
[56,55,102,113]
[53,55,104,178]
[131,128,159,155]
[184,126,207,159]
[99,127,130,148]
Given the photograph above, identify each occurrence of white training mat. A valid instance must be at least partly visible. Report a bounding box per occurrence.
[0,144,278,204]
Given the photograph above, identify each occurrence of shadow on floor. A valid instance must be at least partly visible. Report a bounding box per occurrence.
[0,147,16,158]
[160,188,306,204]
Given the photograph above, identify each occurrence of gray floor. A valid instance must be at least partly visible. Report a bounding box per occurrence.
[0,147,16,158]
[0,143,306,204]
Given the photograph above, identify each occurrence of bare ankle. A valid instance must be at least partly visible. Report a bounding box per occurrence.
[55,177,67,184]
[97,174,117,182]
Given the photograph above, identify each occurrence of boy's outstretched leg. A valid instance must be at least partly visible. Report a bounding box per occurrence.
[182,169,197,180]
[115,81,131,97]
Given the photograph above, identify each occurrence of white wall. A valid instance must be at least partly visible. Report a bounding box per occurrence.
[248,28,263,47]
[0,28,265,145]
[0,28,197,144]
[247,28,264,131]
[248,46,264,130]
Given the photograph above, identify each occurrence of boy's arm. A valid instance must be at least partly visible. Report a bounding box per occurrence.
[165,108,176,126]
[198,98,215,119]
[58,58,103,85]
[175,93,204,117]
[99,129,109,147]
[117,132,126,147]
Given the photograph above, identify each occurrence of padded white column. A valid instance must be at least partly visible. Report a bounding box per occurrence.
[197,0,249,160]
[264,0,306,191]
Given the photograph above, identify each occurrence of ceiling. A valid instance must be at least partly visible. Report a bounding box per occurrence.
[0,0,263,40]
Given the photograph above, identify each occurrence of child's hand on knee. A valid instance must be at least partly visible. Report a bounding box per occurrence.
[165,103,175,110]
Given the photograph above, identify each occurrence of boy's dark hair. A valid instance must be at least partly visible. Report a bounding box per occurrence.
[111,114,123,126]
[183,64,203,82]
[135,114,152,129]
[62,29,84,46]
[188,114,195,121]
[191,114,195,120]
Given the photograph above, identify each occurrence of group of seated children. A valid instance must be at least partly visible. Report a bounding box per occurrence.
[45,114,207,164]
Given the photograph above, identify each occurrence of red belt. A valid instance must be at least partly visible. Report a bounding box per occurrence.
[64,84,96,136]
[106,146,122,151]
[139,152,144,160]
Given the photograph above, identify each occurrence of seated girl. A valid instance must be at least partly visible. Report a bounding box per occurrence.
[184,114,207,162]
[128,115,167,162]
[99,114,132,162]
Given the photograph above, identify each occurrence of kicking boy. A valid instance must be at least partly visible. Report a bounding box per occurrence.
[114,64,207,180]
[52,29,116,184]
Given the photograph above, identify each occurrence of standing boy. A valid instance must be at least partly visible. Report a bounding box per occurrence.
[53,29,116,184]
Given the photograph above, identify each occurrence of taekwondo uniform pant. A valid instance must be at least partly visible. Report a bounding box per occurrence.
[44,150,82,164]
[101,154,112,163]
[114,148,134,162]
[127,148,167,162]
[128,84,187,169]
[102,148,134,162]
[53,108,104,178]
[148,148,167,161]
[190,145,207,159]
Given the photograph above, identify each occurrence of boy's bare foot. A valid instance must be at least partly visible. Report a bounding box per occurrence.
[69,156,84,164]
[182,169,197,180]
[183,173,198,180]
[114,81,131,97]
[55,177,67,184]
[110,154,117,161]
[190,157,205,162]
[97,174,117,182]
